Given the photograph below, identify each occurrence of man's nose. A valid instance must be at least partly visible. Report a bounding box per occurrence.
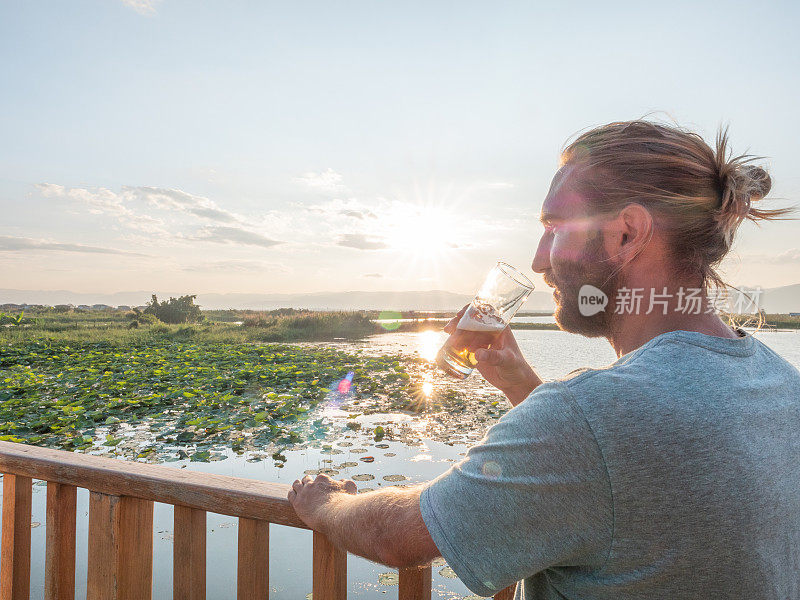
[531,234,551,274]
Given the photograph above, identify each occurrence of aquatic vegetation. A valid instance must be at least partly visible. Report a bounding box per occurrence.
[0,340,417,460]
[377,573,399,586]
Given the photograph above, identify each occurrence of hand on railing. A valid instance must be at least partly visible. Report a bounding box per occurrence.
[288,473,357,533]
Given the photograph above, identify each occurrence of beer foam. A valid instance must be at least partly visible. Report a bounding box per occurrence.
[457,305,506,332]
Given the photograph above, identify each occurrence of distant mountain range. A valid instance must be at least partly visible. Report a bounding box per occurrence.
[2,284,800,313]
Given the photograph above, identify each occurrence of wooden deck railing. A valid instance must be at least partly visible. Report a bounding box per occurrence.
[0,441,515,599]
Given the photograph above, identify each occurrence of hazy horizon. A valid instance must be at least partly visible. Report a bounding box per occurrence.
[2,1,799,296]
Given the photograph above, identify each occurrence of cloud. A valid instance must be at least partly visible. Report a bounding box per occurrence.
[336,234,388,250]
[0,236,146,256]
[182,260,291,273]
[339,209,377,220]
[771,249,800,263]
[36,183,242,239]
[296,168,347,193]
[122,0,161,15]
[743,248,800,264]
[306,198,378,221]
[479,181,516,190]
[193,226,283,248]
[122,186,239,224]
[362,273,383,278]
[36,183,166,234]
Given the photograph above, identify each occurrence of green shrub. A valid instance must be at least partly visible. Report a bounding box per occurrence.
[143,294,202,324]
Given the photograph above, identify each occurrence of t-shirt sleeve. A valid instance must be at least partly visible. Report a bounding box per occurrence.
[419,381,613,597]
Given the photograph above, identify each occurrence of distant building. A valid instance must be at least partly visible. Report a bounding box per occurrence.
[117,305,131,311]
[790,312,800,317]
[77,305,91,310]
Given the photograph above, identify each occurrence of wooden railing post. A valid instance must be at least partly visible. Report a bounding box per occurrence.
[44,482,77,600]
[236,518,269,599]
[1,474,32,600]
[174,506,206,600]
[312,531,346,600]
[494,585,516,600]
[399,565,431,600]
[86,492,154,600]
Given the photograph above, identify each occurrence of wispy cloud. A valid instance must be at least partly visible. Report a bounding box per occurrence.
[182,259,291,273]
[339,209,377,220]
[362,272,383,278]
[36,183,243,238]
[296,168,347,194]
[478,181,516,190]
[743,248,800,264]
[123,186,239,224]
[337,233,388,250]
[122,0,161,15]
[307,198,377,220]
[36,183,166,234]
[193,226,283,249]
[0,235,146,256]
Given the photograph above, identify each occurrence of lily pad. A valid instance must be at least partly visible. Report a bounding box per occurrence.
[377,572,399,586]
[351,473,374,481]
[438,566,457,578]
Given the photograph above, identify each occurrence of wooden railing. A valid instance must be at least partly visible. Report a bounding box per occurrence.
[0,441,515,599]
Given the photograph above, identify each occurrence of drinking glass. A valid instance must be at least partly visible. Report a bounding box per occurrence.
[435,261,534,379]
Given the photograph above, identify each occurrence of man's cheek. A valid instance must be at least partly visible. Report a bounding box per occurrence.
[550,237,584,264]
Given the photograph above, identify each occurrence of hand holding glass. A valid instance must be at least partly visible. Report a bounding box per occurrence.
[436,262,534,379]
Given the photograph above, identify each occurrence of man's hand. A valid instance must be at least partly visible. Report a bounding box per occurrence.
[288,473,357,533]
[444,304,542,405]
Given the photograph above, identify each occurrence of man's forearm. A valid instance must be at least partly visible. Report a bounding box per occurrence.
[318,485,437,568]
[505,367,543,406]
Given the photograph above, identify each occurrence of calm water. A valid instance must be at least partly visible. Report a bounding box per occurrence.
[6,328,799,599]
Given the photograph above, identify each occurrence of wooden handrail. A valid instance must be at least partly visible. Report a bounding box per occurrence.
[0,441,305,528]
[0,441,515,599]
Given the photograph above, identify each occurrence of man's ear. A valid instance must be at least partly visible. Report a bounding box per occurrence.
[611,203,653,264]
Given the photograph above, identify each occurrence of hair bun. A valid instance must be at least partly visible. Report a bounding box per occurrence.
[715,162,773,246]
[739,165,772,201]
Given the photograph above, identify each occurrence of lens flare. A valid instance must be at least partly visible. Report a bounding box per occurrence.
[482,460,502,479]
[337,371,355,393]
[377,310,402,331]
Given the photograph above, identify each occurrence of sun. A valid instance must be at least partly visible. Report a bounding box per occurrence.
[384,205,455,258]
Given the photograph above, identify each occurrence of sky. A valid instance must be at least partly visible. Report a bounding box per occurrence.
[1,0,799,298]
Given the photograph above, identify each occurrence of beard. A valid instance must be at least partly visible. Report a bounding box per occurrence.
[548,233,621,338]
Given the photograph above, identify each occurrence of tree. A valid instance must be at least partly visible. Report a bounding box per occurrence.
[143,294,203,324]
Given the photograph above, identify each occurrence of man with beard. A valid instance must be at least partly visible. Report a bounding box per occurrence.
[289,121,800,600]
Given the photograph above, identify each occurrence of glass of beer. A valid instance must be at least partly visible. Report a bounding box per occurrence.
[436,261,534,379]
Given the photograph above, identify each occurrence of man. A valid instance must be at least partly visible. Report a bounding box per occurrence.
[288,121,800,599]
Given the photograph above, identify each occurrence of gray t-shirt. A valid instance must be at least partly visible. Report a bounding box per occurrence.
[420,329,800,599]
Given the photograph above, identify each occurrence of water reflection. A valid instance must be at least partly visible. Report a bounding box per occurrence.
[417,329,446,362]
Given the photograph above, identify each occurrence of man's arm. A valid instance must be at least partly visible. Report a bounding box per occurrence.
[288,474,440,568]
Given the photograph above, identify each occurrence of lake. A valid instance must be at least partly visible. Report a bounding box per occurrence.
[5,327,799,599]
